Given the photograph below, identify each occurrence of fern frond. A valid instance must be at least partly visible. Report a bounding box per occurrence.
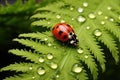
[1,0,120,80]
[9,49,40,63]
[0,63,38,72]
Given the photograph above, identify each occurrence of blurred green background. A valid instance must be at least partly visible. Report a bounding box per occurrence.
[0,0,120,80]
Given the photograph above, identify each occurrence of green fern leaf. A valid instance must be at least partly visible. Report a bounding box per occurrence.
[1,0,120,80]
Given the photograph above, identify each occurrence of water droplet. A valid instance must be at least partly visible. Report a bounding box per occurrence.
[56,74,59,78]
[86,26,90,30]
[29,67,33,70]
[32,76,35,79]
[44,37,48,41]
[101,21,105,25]
[107,6,112,10]
[48,22,50,24]
[37,67,46,75]
[78,16,86,22]
[61,20,65,23]
[109,18,114,22]
[83,2,88,7]
[72,63,82,73]
[88,13,96,19]
[47,53,53,60]
[97,11,103,15]
[56,15,61,19]
[78,7,83,13]
[118,15,120,20]
[70,7,74,10]
[50,62,58,69]
[104,16,108,19]
[77,48,83,54]
[72,18,74,20]
[84,55,89,58]
[48,43,52,46]
[94,29,102,37]
[39,56,44,63]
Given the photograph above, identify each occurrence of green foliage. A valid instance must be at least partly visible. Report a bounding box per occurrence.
[1,0,120,80]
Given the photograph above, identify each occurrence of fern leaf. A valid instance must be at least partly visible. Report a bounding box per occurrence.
[1,0,120,80]
[0,63,38,72]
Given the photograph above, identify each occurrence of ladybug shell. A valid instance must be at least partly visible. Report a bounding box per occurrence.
[52,23,74,42]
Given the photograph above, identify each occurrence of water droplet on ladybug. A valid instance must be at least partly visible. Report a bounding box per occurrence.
[72,63,82,73]
[50,62,58,69]
[78,16,86,22]
[83,2,88,7]
[88,13,96,19]
[37,67,46,75]
[94,29,102,37]
[47,53,53,60]
[78,7,84,13]
[39,56,44,63]
[77,48,84,54]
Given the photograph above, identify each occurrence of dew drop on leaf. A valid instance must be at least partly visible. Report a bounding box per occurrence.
[78,16,86,22]
[109,18,114,22]
[107,6,112,10]
[77,48,83,54]
[47,53,53,60]
[72,18,74,20]
[29,67,33,70]
[44,37,48,41]
[48,43,52,46]
[61,19,65,23]
[56,74,59,78]
[70,7,74,10]
[84,55,89,59]
[118,15,120,20]
[86,26,90,30]
[101,21,105,25]
[50,62,58,69]
[37,67,46,75]
[104,16,108,19]
[78,7,84,13]
[47,22,50,24]
[88,13,96,19]
[32,76,35,79]
[72,63,82,73]
[39,56,44,63]
[83,2,88,7]
[94,29,102,37]
[56,15,61,19]
[97,11,103,15]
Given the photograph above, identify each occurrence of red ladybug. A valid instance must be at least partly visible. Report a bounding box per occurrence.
[52,23,79,46]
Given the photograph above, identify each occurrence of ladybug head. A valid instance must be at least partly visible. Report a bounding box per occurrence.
[68,32,79,46]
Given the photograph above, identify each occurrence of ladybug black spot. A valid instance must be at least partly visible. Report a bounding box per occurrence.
[56,26,59,28]
[58,30,63,35]
[63,35,67,39]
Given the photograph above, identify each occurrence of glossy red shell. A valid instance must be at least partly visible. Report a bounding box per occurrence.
[52,23,74,42]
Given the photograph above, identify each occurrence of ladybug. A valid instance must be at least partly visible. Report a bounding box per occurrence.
[52,23,79,46]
